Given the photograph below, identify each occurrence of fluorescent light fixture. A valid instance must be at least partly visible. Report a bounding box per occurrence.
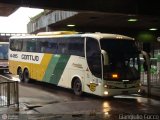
[128,18,138,22]
[67,24,75,27]
[149,28,158,31]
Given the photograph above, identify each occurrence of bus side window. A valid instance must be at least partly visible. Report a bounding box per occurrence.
[10,39,22,51]
[10,39,16,51]
[26,39,36,52]
[57,38,68,54]
[38,38,47,53]
[47,39,58,54]
[68,37,84,57]
[40,41,48,52]
[41,47,45,52]
[38,38,58,54]
[16,40,23,51]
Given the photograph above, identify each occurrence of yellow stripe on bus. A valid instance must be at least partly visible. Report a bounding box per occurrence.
[9,54,53,81]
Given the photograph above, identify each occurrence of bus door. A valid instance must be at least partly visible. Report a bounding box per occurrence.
[85,37,102,94]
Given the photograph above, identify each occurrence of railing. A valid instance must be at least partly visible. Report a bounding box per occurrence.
[141,72,160,86]
[0,75,19,110]
[0,33,28,37]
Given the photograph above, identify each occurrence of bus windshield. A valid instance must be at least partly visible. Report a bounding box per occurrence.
[0,44,8,60]
[100,39,140,81]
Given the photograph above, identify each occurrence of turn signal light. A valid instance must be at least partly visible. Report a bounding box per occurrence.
[112,74,118,79]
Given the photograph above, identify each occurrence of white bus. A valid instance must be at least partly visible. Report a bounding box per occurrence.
[9,31,141,96]
[0,42,9,74]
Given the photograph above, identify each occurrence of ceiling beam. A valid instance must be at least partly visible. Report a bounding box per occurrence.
[0,0,160,16]
[0,3,18,16]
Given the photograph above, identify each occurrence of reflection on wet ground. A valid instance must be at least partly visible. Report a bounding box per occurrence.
[1,74,160,120]
[18,79,160,112]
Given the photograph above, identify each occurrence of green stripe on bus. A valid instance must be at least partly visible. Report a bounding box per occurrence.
[42,55,70,84]
[49,55,70,85]
[42,55,60,83]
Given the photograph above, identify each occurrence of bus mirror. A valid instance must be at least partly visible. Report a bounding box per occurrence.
[101,50,109,65]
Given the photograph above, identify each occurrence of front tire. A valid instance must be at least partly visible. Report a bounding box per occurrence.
[73,78,82,96]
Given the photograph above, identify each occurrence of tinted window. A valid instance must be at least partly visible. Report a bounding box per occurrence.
[37,38,58,53]
[57,38,68,54]
[48,40,58,53]
[10,39,23,51]
[10,39,16,51]
[86,37,102,77]
[22,39,36,52]
[68,37,84,57]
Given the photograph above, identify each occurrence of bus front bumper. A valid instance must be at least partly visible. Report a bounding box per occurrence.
[102,87,141,97]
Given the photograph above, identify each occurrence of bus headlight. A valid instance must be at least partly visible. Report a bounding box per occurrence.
[104,91,109,95]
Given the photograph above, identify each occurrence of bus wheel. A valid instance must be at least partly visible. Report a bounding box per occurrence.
[18,68,23,82]
[73,78,82,96]
[23,69,30,83]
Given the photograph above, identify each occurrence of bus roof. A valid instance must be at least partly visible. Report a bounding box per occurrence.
[10,31,134,41]
[37,31,79,36]
[82,33,134,40]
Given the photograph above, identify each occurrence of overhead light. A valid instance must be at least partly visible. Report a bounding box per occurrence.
[149,28,158,31]
[67,24,75,27]
[128,18,138,22]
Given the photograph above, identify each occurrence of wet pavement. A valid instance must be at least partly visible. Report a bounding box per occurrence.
[1,74,160,120]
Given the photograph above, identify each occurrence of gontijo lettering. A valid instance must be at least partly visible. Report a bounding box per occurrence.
[21,54,39,61]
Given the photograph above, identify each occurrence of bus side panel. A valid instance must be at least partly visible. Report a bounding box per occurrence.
[56,55,104,96]
[84,73,104,96]
[42,54,70,85]
[9,51,52,81]
[34,54,52,81]
[9,60,17,75]
[58,56,86,89]
[40,54,59,83]
[9,60,30,75]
